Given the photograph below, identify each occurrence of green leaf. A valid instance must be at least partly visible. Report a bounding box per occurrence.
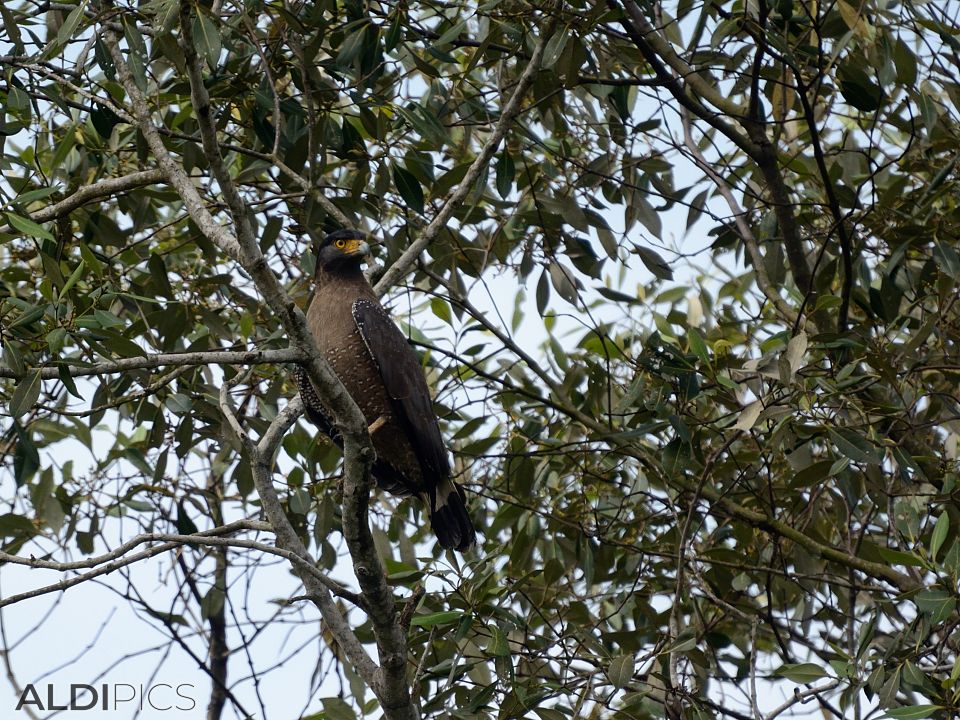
[0,513,36,537]
[828,427,882,465]
[8,304,45,330]
[13,422,40,486]
[410,610,465,627]
[542,26,570,68]
[289,488,312,515]
[384,9,404,51]
[176,502,199,535]
[46,328,67,354]
[193,13,221,70]
[321,697,357,720]
[774,662,829,683]
[0,3,23,55]
[430,298,452,325]
[59,260,86,297]
[8,370,42,418]
[337,25,368,69]
[893,38,918,85]
[631,193,662,238]
[123,20,148,90]
[6,213,54,241]
[57,365,83,399]
[200,586,225,619]
[687,327,710,364]
[634,245,673,280]
[78,241,105,278]
[875,546,925,568]
[607,654,635,689]
[496,152,515,198]
[548,261,579,305]
[733,400,763,431]
[915,589,956,623]
[165,393,193,414]
[57,1,87,46]
[838,62,883,112]
[882,706,943,720]
[393,165,424,214]
[930,512,950,562]
[144,608,188,626]
[536,269,550,314]
[435,19,467,46]
[123,17,146,54]
[596,286,640,304]
[395,105,448,147]
[486,625,510,656]
[7,87,31,122]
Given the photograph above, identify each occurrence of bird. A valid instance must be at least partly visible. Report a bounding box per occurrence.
[295,229,475,551]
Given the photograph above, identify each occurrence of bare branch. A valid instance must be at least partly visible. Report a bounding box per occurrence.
[258,395,305,460]
[213,349,380,687]
[0,348,304,381]
[764,679,842,720]
[0,519,267,572]
[0,169,166,233]
[1,526,365,609]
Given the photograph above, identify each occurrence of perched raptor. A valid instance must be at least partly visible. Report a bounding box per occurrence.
[295,229,475,551]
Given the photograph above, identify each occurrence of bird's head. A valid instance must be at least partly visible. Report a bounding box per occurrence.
[314,229,371,275]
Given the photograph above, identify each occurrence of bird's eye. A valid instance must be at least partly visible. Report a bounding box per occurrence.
[334,239,346,249]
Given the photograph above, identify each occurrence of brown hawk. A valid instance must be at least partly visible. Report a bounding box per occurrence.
[296,230,475,551]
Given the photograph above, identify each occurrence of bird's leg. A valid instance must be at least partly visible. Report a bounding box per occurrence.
[367,415,387,435]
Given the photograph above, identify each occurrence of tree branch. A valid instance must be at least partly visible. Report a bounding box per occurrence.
[0,169,166,233]
[678,107,806,329]
[373,20,559,295]
[105,19,392,700]
[614,0,815,305]
[620,0,749,118]
[0,348,306,381]
[217,373,381,689]
[0,522,366,608]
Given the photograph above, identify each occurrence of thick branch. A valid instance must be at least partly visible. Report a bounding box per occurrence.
[178,1,260,259]
[103,33,244,261]
[612,2,758,157]
[742,123,815,298]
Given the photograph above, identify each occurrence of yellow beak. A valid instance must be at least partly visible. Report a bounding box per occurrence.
[343,239,370,256]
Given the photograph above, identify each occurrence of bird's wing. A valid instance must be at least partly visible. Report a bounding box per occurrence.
[295,365,340,443]
[351,298,450,481]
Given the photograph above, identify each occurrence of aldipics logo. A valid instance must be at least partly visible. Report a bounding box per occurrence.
[15,683,197,712]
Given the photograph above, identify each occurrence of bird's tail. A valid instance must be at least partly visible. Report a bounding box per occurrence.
[426,480,475,551]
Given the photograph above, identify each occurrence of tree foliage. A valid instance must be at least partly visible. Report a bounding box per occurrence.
[1,0,959,718]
